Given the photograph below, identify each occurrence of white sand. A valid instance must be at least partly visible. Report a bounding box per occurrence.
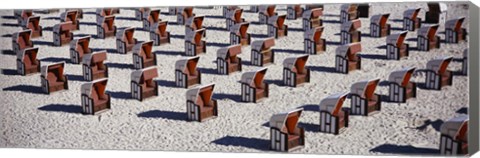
[0,2,470,156]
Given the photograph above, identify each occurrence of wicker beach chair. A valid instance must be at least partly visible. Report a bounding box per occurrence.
[283,55,310,87]
[186,83,218,122]
[81,78,111,115]
[240,68,269,103]
[270,108,305,152]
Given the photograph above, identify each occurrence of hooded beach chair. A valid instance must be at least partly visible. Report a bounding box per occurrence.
[388,67,417,103]
[142,9,161,30]
[251,38,275,66]
[135,8,150,21]
[417,24,440,51]
[226,8,245,30]
[340,19,361,45]
[319,93,350,135]
[176,7,195,25]
[425,2,447,24]
[403,8,422,31]
[287,5,303,20]
[96,15,117,39]
[302,8,323,31]
[14,10,33,26]
[16,47,40,76]
[229,22,251,46]
[184,28,206,56]
[60,10,80,30]
[439,115,468,155]
[462,49,468,75]
[445,17,467,43]
[150,21,171,46]
[69,36,92,64]
[82,51,108,81]
[283,55,310,87]
[270,108,305,152]
[81,78,111,115]
[357,3,371,18]
[425,56,453,90]
[41,62,69,94]
[95,8,118,18]
[304,26,326,55]
[340,4,358,23]
[217,44,242,75]
[12,29,34,54]
[267,14,288,38]
[370,14,390,37]
[175,56,201,88]
[240,68,269,103]
[350,78,381,116]
[24,16,43,38]
[116,27,138,54]
[185,16,206,37]
[132,41,156,69]
[186,83,218,122]
[258,5,277,24]
[335,43,362,73]
[223,6,239,17]
[53,22,74,46]
[386,31,409,60]
[131,67,159,101]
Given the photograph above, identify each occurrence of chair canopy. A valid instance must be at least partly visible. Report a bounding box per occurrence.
[226,8,243,22]
[319,92,349,116]
[97,15,115,29]
[27,16,41,28]
[403,8,421,19]
[175,56,200,74]
[440,115,468,140]
[304,26,324,41]
[445,17,465,31]
[82,51,107,66]
[302,8,323,19]
[217,44,242,60]
[251,37,275,52]
[133,41,154,58]
[185,28,205,43]
[70,36,91,52]
[350,78,380,98]
[230,22,249,37]
[426,56,453,74]
[341,19,361,32]
[270,108,303,133]
[81,78,108,98]
[144,9,160,22]
[259,5,276,16]
[116,27,135,43]
[54,21,74,33]
[131,67,158,83]
[336,42,361,58]
[179,7,194,17]
[186,16,204,29]
[151,21,169,36]
[240,67,268,88]
[283,55,309,72]
[41,62,65,78]
[61,10,78,22]
[370,14,389,26]
[388,67,416,86]
[17,47,39,63]
[386,31,408,47]
[14,29,32,44]
[185,83,215,104]
[418,24,439,39]
[267,14,286,28]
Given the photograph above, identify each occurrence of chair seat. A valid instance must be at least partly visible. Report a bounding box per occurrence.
[288,135,300,141]
[201,106,213,112]
[95,98,108,106]
[50,81,64,87]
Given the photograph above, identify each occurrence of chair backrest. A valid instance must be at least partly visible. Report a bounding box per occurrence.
[182,7,194,17]
[22,47,39,66]
[65,10,78,23]
[386,31,408,47]
[149,9,160,23]
[77,36,91,53]
[283,55,309,73]
[388,67,416,87]
[44,62,65,82]
[103,15,115,30]
[418,25,439,39]
[445,17,465,32]
[305,27,324,42]
[27,16,41,30]
[251,37,275,52]
[17,30,32,48]
[268,14,286,28]
[269,108,303,133]
[319,93,348,116]
[124,27,136,44]
[403,8,421,20]
[370,14,389,27]
[341,19,361,32]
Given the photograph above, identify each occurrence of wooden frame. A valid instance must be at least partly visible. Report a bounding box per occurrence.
[12,29,34,54]
[370,14,390,37]
[270,108,305,152]
[226,8,245,30]
[131,67,159,101]
[116,27,138,54]
[133,41,157,69]
[319,93,350,134]
[186,83,218,122]
[445,17,467,43]
[24,16,43,38]
[388,67,417,103]
[287,5,303,20]
[304,26,326,55]
[340,19,361,45]
[425,2,448,24]
[96,15,117,39]
[425,56,453,90]
[81,78,111,115]
[386,31,409,60]
[258,5,277,24]
[184,28,206,56]
[417,24,441,51]
[302,8,323,31]
[69,36,92,64]
[82,51,108,81]
[60,10,80,30]
[440,115,468,155]
[41,62,69,94]
[283,55,310,87]
[335,42,362,74]
[267,14,288,38]
[217,44,242,75]
[185,16,206,37]
[240,68,269,103]
[403,8,422,31]
[350,78,381,116]
[177,7,195,25]
[16,47,41,76]
[53,22,74,46]
[142,9,161,30]
[150,21,171,46]
[229,22,251,46]
[340,4,358,23]
[175,56,201,88]
[251,37,275,66]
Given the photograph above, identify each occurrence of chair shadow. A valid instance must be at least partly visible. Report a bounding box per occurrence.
[369,144,439,155]
[170,34,185,39]
[105,62,133,70]
[376,45,387,49]
[33,41,53,46]
[2,69,18,76]
[75,33,97,38]
[79,22,97,26]
[1,16,16,20]
[205,26,226,31]
[264,79,284,87]
[38,104,82,114]
[326,41,342,46]
[250,33,268,38]
[2,34,13,38]
[272,48,305,54]
[211,136,270,151]
[42,17,61,21]
[2,50,16,56]
[297,104,318,112]
[359,54,388,60]
[115,17,138,21]
[323,14,340,17]
[288,27,304,32]
[91,48,116,53]
[204,15,224,19]
[1,23,20,27]
[137,110,187,121]
[298,122,319,132]
[83,11,96,15]
[154,50,183,56]
[66,74,84,81]
[40,57,69,63]
[213,93,241,102]
[406,38,417,42]
[107,91,133,100]
[156,79,177,88]
[413,119,443,132]
[3,84,44,94]
[322,20,341,24]
[198,67,217,75]
[207,42,230,47]
[391,27,404,31]
[456,107,468,114]
[43,26,53,31]
[390,19,404,23]
[309,66,338,74]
